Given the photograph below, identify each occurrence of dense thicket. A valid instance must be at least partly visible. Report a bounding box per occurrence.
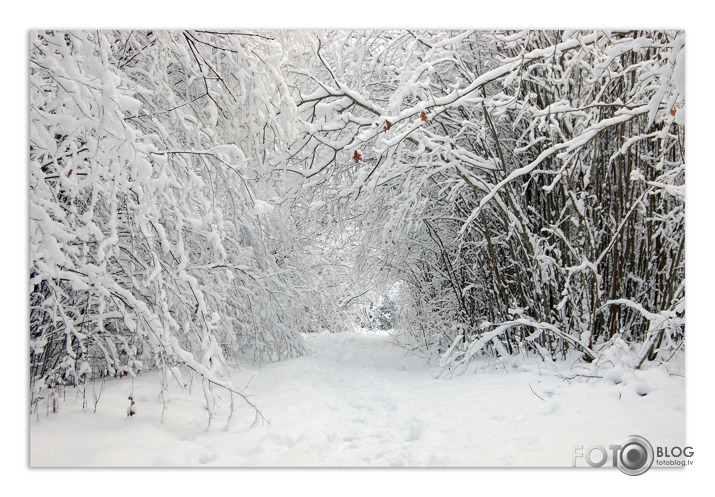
[282,30,685,373]
[29,30,344,419]
[29,29,685,417]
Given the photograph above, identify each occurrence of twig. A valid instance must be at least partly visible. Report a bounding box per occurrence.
[195,30,277,42]
[529,382,545,401]
[243,373,256,390]
[557,373,603,381]
[664,340,684,363]
[182,362,270,425]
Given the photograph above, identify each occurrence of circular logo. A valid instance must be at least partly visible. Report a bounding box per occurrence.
[617,435,654,476]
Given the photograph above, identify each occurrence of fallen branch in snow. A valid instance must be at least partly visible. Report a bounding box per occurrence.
[439,317,598,375]
[555,373,603,382]
[181,361,270,426]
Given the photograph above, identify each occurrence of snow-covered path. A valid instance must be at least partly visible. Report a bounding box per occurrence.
[30,331,685,467]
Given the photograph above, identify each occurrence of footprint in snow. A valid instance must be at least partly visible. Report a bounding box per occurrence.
[604,368,625,385]
[198,452,216,464]
[633,382,650,396]
[405,423,422,442]
[177,431,196,441]
[540,402,561,415]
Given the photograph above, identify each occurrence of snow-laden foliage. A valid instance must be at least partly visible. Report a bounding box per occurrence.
[280,30,685,373]
[29,30,341,419]
[29,29,686,420]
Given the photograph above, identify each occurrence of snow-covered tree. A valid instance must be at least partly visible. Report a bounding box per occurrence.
[278,29,685,371]
[29,28,686,418]
[29,30,342,419]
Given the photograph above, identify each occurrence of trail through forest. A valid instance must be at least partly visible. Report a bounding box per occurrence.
[30,330,685,467]
[29,32,686,469]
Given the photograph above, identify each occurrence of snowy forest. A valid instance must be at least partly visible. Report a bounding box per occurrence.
[29,29,685,466]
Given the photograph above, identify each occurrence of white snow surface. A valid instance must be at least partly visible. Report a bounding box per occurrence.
[30,330,685,467]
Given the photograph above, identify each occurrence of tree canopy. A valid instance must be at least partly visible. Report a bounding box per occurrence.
[30,29,685,418]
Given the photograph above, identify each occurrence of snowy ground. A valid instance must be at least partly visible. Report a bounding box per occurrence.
[30,330,685,467]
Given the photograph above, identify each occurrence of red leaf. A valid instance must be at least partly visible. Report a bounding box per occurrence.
[420,111,428,122]
[353,151,362,163]
[670,109,677,117]
[383,120,392,131]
